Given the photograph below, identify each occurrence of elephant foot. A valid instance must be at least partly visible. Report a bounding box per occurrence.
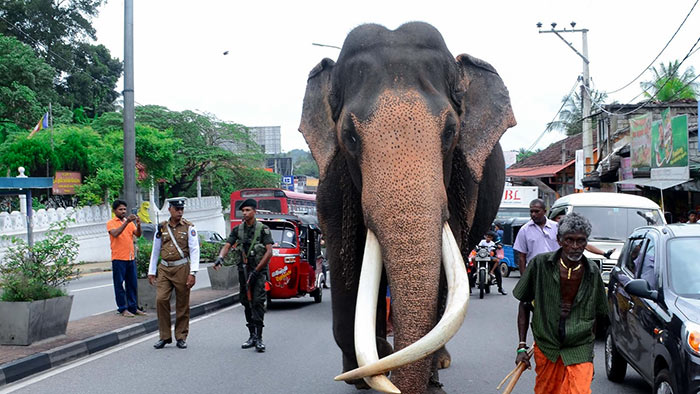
[427,369,446,394]
[434,346,451,369]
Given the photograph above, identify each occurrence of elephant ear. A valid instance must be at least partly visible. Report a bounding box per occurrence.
[299,58,338,179]
[455,54,516,183]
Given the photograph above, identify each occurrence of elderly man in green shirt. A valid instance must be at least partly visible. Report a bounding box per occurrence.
[513,212,608,394]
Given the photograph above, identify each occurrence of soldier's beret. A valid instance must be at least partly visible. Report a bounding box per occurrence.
[239,198,257,210]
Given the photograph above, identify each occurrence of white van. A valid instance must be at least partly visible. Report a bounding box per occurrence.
[550,192,665,283]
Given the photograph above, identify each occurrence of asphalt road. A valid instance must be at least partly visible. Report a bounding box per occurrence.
[3,277,651,394]
[66,264,213,321]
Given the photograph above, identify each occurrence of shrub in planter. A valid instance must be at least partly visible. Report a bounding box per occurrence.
[0,219,79,302]
[0,219,79,345]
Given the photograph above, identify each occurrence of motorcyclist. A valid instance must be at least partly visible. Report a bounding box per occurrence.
[478,231,507,295]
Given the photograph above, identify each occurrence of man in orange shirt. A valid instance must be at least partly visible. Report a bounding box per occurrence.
[107,199,145,317]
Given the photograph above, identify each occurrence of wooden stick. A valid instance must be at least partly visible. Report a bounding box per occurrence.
[496,365,518,389]
[497,347,534,392]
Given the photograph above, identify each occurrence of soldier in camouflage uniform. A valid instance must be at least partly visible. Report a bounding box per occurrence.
[148,197,200,350]
[214,199,273,352]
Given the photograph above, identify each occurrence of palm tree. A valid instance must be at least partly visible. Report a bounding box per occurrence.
[547,90,608,136]
[640,60,699,102]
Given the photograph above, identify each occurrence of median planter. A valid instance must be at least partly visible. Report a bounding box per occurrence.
[137,278,175,310]
[0,295,74,345]
[207,265,238,290]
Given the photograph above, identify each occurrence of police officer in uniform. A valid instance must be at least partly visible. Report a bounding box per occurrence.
[148,197,200,349]
[214,198,273,352]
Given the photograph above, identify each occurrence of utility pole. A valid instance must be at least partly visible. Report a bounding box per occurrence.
[538,22,593,176]
[123,0,136,211]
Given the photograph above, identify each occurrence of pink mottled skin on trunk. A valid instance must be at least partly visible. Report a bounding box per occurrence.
[346,89,454,394]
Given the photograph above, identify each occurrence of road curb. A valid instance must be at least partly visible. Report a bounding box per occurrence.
[0,292,239,388]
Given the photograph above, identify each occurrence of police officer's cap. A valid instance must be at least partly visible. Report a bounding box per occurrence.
[167,197,187,209]
[239,198,257,210]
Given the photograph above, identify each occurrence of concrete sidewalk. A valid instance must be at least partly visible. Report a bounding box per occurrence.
[75,261,113,274]
[0,286,240,387]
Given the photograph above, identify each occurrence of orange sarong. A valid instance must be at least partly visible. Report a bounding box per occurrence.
[533,344,594,394]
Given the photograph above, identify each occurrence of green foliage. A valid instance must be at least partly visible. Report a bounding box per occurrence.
[285,149,319,177]
[0,0,120,117]
[134,105,267,197]
[640,61,699,102]
[546,90,607,136]
[135,237,152,279]
[199,241,219,263]
[0,34,58,128]
[0,219,79,301]
[0,130,57,176]
[74,166,122,206]
[516,148,541,163]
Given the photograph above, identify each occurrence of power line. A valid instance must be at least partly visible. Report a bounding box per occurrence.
[604,0,698,94]
[582,33,700,119]
[525,77,581,152]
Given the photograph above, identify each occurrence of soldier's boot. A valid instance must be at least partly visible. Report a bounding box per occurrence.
[255,326,265,353]
[241,326,257,349]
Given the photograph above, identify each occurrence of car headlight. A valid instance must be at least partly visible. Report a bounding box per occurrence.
[685,322,700,356]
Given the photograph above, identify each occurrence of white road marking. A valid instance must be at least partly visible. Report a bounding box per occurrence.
[0,304,241,393]
[69,284,113,293]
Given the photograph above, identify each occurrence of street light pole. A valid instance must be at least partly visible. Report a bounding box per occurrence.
[538,22,593,176]
[123,0,136,211]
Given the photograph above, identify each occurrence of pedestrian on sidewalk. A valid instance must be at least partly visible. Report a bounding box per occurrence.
[107,199,145,317]
[148,197,200,349]
[214,198,273,352]
[512,213,608,394]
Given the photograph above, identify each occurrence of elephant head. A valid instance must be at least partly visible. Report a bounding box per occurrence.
[299,22,515,394]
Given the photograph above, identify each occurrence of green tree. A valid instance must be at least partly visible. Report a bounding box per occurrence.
[0,0,121,116]
[58,43,122,116]
[547,90,607,136]
[0,34,57,129]
[640,60,699,102]
[516,148,540,163]
[134,105,265,197]
[286,149,319,177]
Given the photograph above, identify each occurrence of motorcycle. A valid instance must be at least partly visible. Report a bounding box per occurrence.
[471,245,493,299]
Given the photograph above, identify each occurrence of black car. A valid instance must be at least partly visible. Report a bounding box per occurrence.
[606,224,700,394]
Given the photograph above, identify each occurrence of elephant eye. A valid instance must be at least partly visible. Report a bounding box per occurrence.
[441,119,457,151]
[342,121,361,155]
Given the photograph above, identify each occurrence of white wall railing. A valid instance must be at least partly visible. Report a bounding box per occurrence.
[0,196,225,263]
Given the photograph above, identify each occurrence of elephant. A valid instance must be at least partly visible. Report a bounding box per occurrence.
[299,22,516,394]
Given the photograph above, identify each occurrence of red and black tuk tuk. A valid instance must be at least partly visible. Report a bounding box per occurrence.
[257,213,324,303]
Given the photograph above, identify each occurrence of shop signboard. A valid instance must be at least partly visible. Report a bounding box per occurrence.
[52,171,81,195]
[650,109,688,180]
[629,113,652,169]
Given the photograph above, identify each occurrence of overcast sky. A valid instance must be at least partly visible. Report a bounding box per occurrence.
[92,0,700,153]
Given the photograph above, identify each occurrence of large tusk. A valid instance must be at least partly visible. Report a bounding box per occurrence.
[353,229,401,393]
[336,222,470,382]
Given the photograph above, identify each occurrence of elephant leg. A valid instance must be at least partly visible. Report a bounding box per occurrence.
[318,156,367,380]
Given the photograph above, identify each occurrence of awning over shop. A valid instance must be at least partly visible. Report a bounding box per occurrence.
[506,161,573,178]
[615,178,690,190]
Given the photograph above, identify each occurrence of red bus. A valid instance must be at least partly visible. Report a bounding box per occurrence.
[229,188,316,228]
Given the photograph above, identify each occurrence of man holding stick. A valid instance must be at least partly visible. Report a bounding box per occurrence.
[512,213,608,394]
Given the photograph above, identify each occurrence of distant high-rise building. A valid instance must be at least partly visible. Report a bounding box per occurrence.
[248,126,281,154]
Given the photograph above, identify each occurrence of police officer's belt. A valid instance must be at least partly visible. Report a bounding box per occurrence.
[160,257,188,267]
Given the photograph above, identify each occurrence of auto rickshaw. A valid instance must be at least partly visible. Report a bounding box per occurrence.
[493,217,529,277]
[257,213,324,303]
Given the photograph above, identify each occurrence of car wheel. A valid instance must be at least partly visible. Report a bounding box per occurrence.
[654,369,675,394]
[500,262,510,278]
[605,327,627,382]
